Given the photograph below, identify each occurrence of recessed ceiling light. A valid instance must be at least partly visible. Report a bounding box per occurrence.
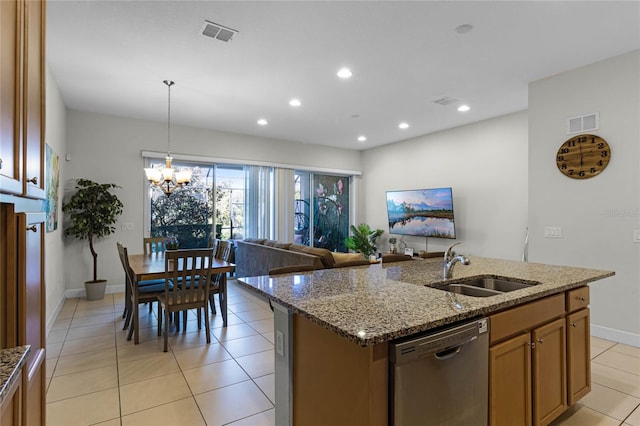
[398,122,409,129]
[357,136,367,142]
[455,24,473,34]
[337,68,353,79]
[289,98,301,107]
[257,119,268,126]
[457,105,471,112]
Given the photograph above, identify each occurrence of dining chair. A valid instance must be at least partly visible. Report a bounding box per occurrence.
[158,248,214,352]
[208,236,220,253]
[208,240,232,314]
[116,242,167,344]
[143,237,166,255]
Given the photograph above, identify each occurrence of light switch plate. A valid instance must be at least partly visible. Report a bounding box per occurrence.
[121,223,134,231]
[544,227,562,238]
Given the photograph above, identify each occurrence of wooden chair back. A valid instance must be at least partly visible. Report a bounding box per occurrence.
[215,240,232,261]
[144,237,166,255]
[164,249,214,306]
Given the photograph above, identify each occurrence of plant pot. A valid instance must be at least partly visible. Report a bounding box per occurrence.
[85,279,107,301]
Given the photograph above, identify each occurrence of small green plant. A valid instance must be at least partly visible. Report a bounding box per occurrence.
[165,236,180,250]
[345,223,384,257]
[63,179,123,282]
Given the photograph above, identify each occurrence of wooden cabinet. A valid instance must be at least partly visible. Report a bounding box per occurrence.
[532,318,567,425]
[0,0,45,199]
[16,212,45,426]
[567,308,590,405]
[0,0,23,195]
[489,333,532,426]
[489,288,590,426]
[0,370,22,426]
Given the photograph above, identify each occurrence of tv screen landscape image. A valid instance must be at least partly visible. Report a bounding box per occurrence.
[386,187,456,239]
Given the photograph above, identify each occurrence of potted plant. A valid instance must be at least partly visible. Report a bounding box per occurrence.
[388,236,397,254]
[63,179,123,300]
[345,223,384,259]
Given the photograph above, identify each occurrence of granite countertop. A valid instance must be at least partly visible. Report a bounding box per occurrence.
[237,256,614,346]
[0,346,30,403]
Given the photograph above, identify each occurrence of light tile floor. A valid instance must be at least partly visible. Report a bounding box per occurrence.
[47,281,640,425]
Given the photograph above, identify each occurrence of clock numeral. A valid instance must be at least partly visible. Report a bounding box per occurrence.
[577,136,587,143]
[566,140,576,147]
[601,150,608,157]
[560,148,569,154]
[597,143,605,149]
[558,155,565,161]
[560,163,567,170]
[597,160,603,166]
[590,167,596,173]
[578,171,586,177]
[568,169,574,175]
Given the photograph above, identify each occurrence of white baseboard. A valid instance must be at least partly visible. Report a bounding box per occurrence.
[46,295,66,336]
[591,323,640,348]
[64,284,126,299]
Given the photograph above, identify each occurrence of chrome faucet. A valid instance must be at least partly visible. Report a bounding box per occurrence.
[443,242,470,279]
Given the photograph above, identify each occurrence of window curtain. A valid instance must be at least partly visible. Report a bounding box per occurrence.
[275,168,295,242]
[245,166,274,239]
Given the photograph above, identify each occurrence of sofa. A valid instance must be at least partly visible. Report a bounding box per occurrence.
[235,239,371,277]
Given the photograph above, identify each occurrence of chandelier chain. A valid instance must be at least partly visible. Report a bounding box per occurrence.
[164,80,174,157]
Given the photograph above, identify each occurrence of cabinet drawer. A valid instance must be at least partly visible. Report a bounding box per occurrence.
[566,287,589,313]
[490,293,565,345]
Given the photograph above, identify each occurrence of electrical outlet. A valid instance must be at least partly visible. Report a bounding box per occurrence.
[275,330,284,357]
[121,223,134,231]
[544,227,562,238]
[634,230,640,243]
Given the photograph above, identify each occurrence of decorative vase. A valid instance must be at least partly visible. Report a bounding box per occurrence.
[85,279,107,301]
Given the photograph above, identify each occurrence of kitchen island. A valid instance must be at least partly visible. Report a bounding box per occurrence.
[237,256,613,426]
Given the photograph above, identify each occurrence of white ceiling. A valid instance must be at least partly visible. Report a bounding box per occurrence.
[47,1,640,150]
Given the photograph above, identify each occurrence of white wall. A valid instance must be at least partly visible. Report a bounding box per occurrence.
[62,110,362,294]
[361,111,529,259]
[44,65,67,331]
[528,50,639,345]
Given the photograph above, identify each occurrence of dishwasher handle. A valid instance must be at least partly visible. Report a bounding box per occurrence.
[432,335,476,360]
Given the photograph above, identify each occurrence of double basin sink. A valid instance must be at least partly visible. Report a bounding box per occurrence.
[432,277,540,297]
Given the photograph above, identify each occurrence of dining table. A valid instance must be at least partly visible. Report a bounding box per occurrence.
[128,252,235,327]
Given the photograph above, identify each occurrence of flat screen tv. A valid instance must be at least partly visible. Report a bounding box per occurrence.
[386,187,456,239]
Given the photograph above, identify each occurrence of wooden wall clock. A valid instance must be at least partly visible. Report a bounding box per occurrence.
[556,134,611,179]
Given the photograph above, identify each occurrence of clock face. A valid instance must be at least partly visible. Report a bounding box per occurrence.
[556,134,610,179]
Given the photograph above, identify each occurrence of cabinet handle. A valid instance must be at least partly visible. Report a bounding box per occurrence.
[27,176,38,185]
[530,342,536,349]
[578,296,586,301]
[26,225,38,232]
[537,338,544,344]
[571,323,577,328]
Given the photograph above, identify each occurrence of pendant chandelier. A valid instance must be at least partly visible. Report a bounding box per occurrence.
[144,80,192,196]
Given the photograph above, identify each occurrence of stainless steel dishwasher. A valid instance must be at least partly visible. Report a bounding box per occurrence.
[390,317,490,426]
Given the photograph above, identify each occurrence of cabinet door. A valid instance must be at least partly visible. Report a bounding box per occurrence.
[0,0,23,195]
[489,332,532,426]
[17,212,45,426]
[567,309,590,405]
[532,318,566,426]
[22,0,44,199]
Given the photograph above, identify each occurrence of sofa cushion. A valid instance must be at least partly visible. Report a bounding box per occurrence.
[244,238,266,244]
[289,244,336,268]
[263,240,292,250]
[331,252,364,264]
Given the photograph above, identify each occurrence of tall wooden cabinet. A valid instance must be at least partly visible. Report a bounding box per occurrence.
[0,0,46,425]
[0,0,45,200]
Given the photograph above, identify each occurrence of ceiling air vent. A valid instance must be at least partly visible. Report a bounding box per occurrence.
[433,97,459,106]
[202,20,238,42]
[567,112,599,134]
